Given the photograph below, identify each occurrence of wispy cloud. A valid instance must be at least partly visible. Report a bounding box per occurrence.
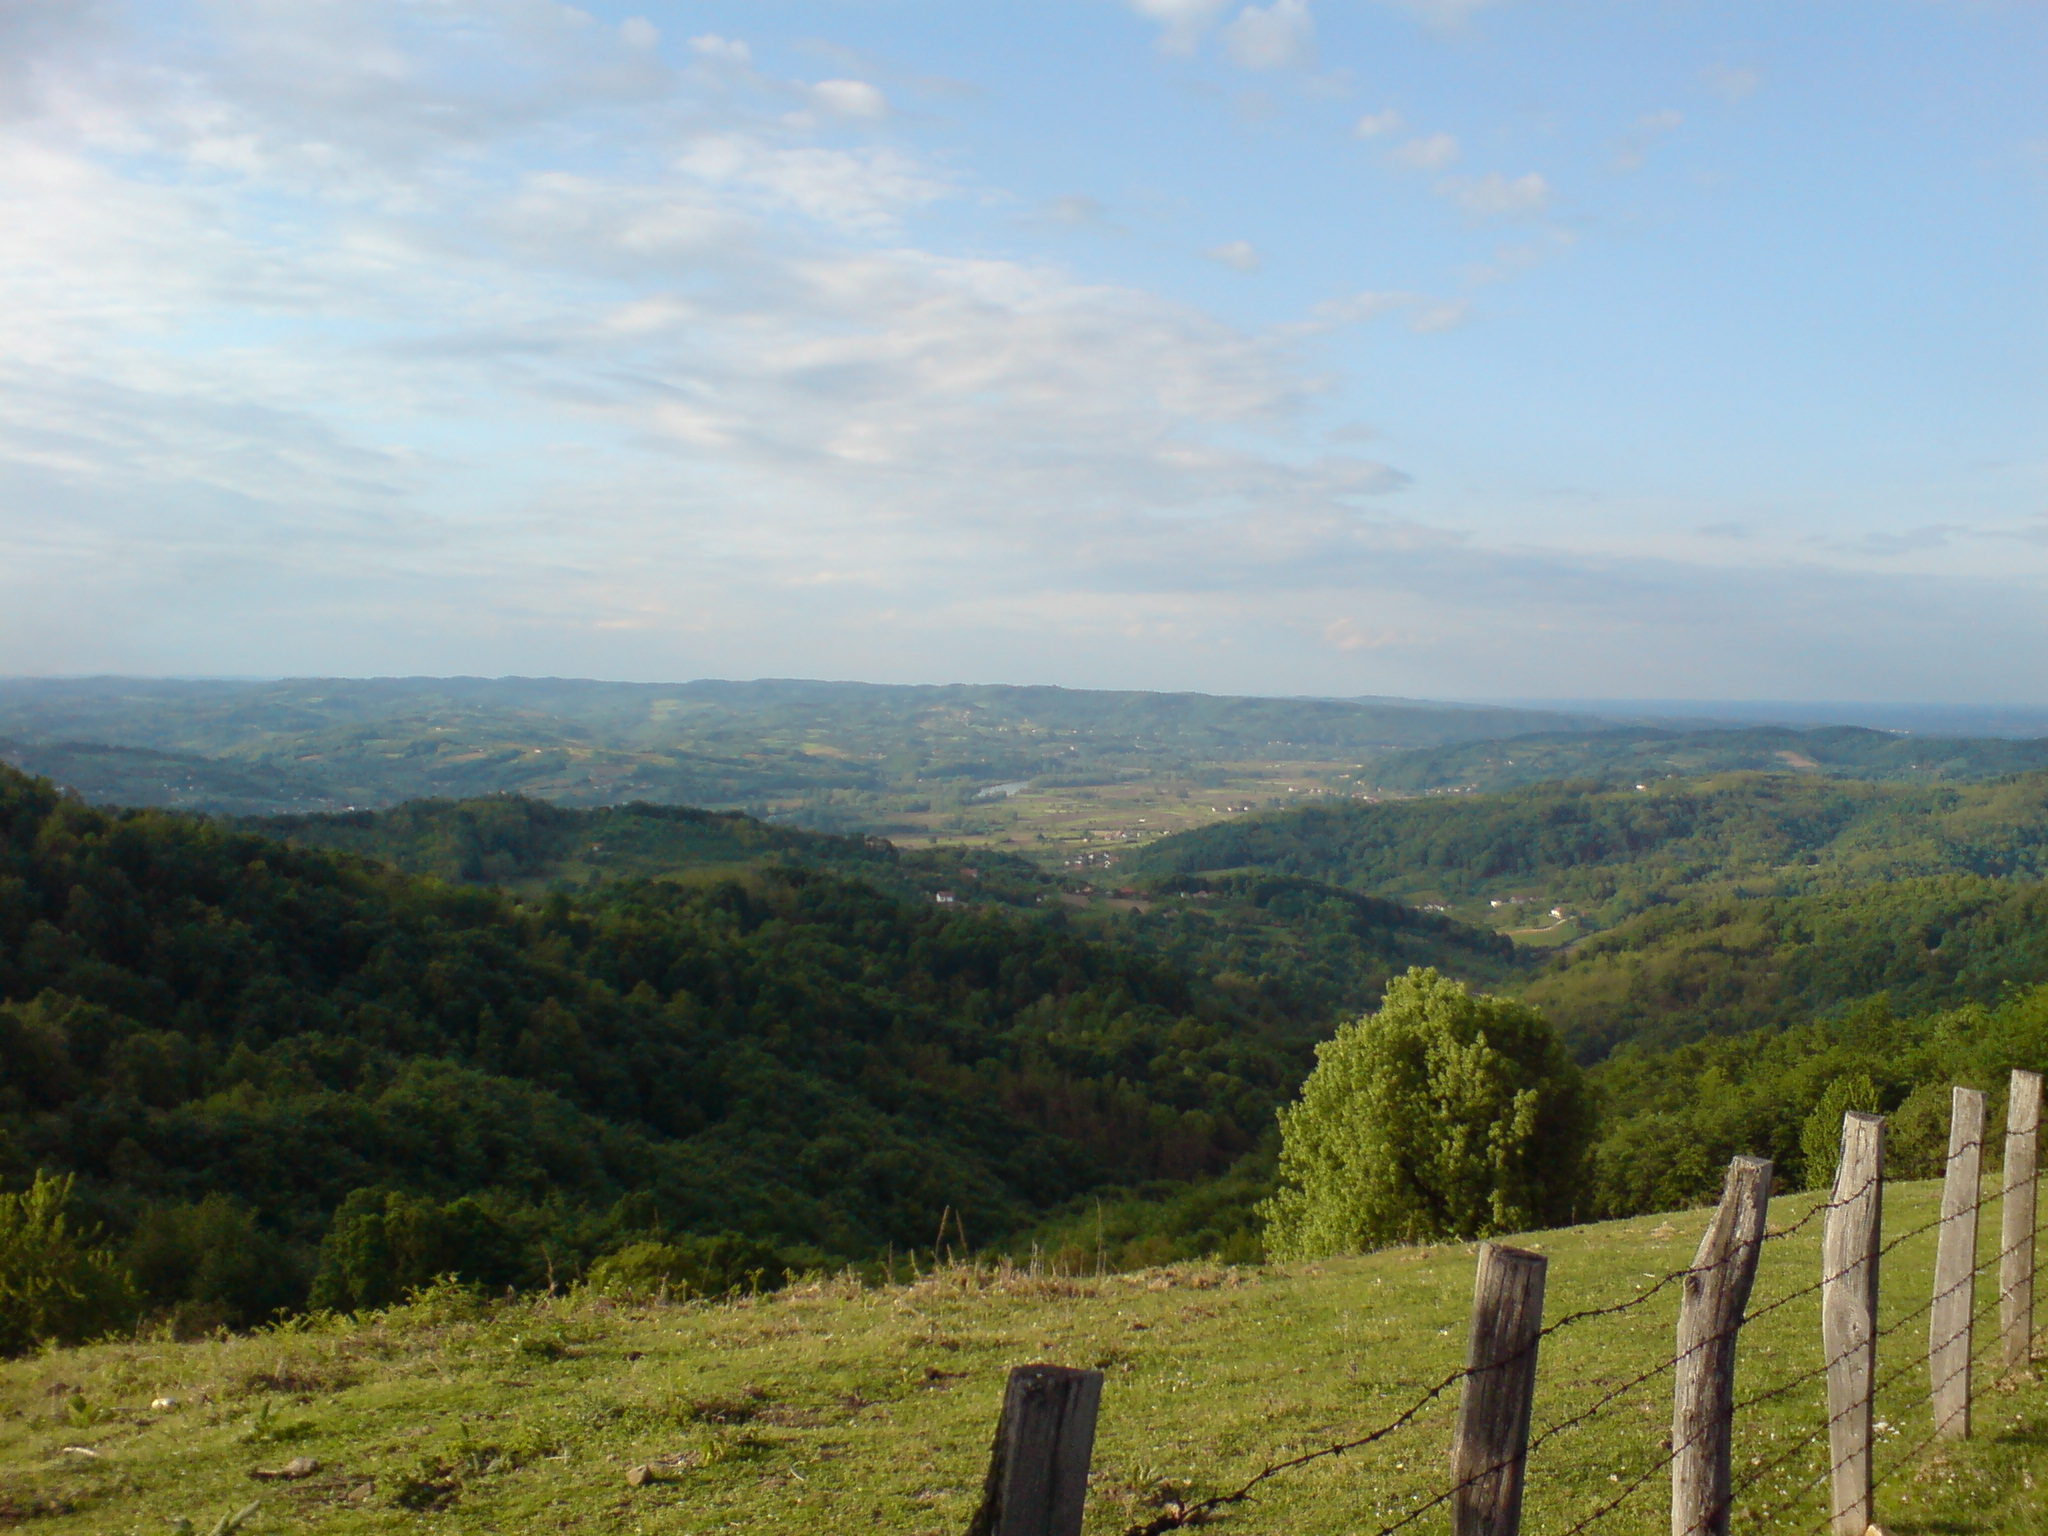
[1389,132,1460,171]
[1439,170,1552,220]
[1207,239,1262,271]
[1127,0,1231,55]
[1220,0,1317,71]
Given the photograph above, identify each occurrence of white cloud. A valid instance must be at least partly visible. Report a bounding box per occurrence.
[1615,109,1682,170]
[1407,300,1470,334]
[811,79,890,119]
[1375,0,1499,22]
[1207,239,1261,271]
[690,33,750,64]
[619,17,659,51]
[1127,0,1231,55]
[1441,171,1552,219]
[673,137,947,232]
[1701,64,1763,102]
[1353,108,1403,138]
[1220,0,1317,70]
[1389,132,1459,171]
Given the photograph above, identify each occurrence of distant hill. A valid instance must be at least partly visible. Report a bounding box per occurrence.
[0,738,341,816]
[1359,724,2048,794]
[1523,875,2048,1057]
[0,675,1605,819]
[246,793,1524,1028]
[1128,770,2048,927]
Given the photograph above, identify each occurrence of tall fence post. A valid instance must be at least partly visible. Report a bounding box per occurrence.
[1452,1242,1548,1536]
[2001,1069,2043,1376]
[1671,1155,1771,1536]
[965,1365,1103,1536]
[1930,1086,1987,1437]
[1821,1110,1884,1536]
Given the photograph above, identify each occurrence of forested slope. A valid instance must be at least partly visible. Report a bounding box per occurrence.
[1360,723,2048,793]
[1524,877,2048,1055]
[0,765,1529,1333]
[1129,771,2048,922]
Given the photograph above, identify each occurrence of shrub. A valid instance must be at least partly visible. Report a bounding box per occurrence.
[1261,969,1592,1259]
[125,1195,305,1333]
[1799,1073,1883,1190]
[309,1190,526,1312]
[0,1171,140,1354]
[586,1232,791,1299]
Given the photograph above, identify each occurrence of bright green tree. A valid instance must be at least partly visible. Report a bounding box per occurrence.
[1261,969,1592,1260]
[1799,1073,1882,1191]
[0,1171,138,1355]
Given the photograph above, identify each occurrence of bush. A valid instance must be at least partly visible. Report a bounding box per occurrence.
[125,1195,305,1333]
[1261,969,1592,1259]
[1799,1073,1882,1190]
[0,1171,139,1354]
[309,1190,527,1312]
[586,1232,792,1299]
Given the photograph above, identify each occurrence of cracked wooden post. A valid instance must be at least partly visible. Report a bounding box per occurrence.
[2001,1069,2043,1376]
[1822,1110,1884,1536]
[1671,1155,1771,1536]
[965,1365,1103,1536]
[1452,1242,1548,1536]
[1930,1086,1986,1438]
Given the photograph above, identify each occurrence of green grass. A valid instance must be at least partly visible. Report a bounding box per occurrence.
[5,1179,2045,1535]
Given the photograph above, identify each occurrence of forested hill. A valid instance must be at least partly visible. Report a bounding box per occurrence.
[1360,723,2048,794]
[0,763,1517,1330]
[1127,771,2048,927]
[1524,877,2048,1057]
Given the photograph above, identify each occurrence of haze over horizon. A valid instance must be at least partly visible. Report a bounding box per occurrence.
[5,1,2045,701]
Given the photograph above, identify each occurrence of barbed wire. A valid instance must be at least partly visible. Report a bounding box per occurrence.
[1116,1146,2026,1536]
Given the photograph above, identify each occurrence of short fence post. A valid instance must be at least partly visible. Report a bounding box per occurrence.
[2000,1069,2042,1376]
[1452,1242,1548,1536]
[1930,1086,1987,1437]
[965,1364,1104,1536]
[1671,1155,1771,1536]
[1821,1110,1884,1536]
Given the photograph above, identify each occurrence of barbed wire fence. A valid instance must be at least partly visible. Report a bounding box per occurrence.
[958,1070,2044,1536]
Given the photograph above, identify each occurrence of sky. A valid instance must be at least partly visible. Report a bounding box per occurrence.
[2,0,2045,701]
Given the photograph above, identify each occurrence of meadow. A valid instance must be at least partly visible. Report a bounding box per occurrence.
[6,1176,2042,1536]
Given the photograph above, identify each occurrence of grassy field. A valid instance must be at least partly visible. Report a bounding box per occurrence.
[5,1178,2044,1536]
[872,760,1371,867]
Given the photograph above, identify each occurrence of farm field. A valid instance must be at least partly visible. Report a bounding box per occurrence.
[6,1177,2043,1536]
[874,759,1371,865]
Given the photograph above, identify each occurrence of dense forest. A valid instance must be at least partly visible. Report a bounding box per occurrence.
[1523,876,2048,1055]
[1130,771,2048,923]
[1360,723,2048,794]
[11,741,2048,1347]
[0,764,1517,1335]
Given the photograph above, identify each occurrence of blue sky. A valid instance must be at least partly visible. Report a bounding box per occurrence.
[2,0,2044,700]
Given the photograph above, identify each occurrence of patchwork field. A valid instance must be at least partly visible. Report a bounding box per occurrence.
[5,1178,2043,1536]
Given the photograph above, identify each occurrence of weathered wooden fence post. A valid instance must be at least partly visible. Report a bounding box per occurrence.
[1671,1155,1771,1536]
[2000,1069,2042,1377]
[1452,1242,1548,1536]
[1821,1110,1884,1536]
[1930,1086,1987,1437]
[965,1365,1104,1536]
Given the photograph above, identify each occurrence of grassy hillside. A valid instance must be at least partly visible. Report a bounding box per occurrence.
[5,1180,2042,1535]
[1361,723,2048,794]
